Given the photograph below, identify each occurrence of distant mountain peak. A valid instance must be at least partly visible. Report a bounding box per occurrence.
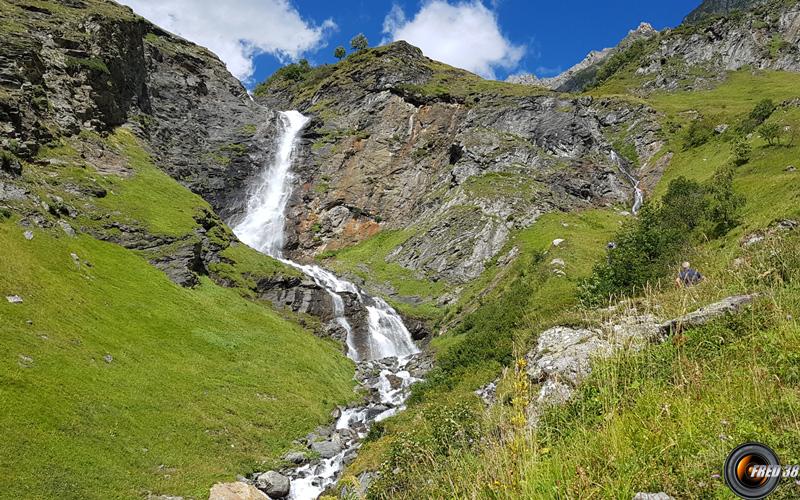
[507,21,658,92]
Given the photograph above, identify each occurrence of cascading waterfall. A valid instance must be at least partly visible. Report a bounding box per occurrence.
[232,111,422,499]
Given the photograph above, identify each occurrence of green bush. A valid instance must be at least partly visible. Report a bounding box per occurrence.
[334,45,346,60]
[350,33,369,52]
[706,165,745,237]
[739,98,776,134]
[65,56,111,75]
[759,122,784,145]
[732,137,752,166]
[683,118,715,150]
[370,402,479,498]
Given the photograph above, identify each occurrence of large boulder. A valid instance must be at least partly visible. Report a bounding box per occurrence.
[209,482,268,500]
[254,471,290,499]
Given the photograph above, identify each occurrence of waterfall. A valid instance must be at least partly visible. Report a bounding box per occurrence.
[233,110,419,362]
[232,111,424,499]
[610,150,643,215]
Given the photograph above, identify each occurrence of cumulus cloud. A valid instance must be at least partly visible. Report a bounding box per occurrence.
[119,0,335,82]
[382,1,524,79]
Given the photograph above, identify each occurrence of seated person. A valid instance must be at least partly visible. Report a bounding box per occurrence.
[676,261,703,287]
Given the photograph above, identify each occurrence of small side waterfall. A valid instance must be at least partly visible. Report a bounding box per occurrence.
[610,150,643,215]
[232,111,424,499]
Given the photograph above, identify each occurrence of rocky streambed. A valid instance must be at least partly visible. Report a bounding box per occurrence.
[233,353,432,500]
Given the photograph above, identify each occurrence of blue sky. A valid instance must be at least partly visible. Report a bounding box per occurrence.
[120,0,702,87]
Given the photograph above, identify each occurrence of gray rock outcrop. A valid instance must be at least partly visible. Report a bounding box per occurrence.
[310,440,342,459]
[526,295,758,419]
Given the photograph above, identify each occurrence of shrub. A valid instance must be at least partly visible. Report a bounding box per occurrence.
[706,165,745,237]
[759,122,784,145]
[334,46,346,60]
[350,33,369,52]
[739,98,776,134]
[253,60,312,95]
[65,56,110,75]
[592,39,647,87]
[683,118,715,150]
[732,137,752,166]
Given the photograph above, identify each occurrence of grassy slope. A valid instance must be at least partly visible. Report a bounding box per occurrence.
[0,129,353,499]
[340,69,800,498]
[346,209,624,477]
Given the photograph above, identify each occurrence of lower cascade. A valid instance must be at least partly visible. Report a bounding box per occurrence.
[232,110,426,499]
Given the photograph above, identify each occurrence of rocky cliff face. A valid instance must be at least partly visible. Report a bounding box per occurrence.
[0,0,273,219]
[636,0,800,92]
[0,0,343,325]
[253,42,663,290]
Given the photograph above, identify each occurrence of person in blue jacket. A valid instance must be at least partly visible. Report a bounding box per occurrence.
[676,261,703,287]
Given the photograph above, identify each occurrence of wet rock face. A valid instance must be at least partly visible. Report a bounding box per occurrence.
[255,275,336,320]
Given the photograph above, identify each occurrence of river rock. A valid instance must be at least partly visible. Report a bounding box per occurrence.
[365,405,390,419]
[282,451,307,464]
[310,440,341,459]
[254,471,290,499]
[384,373,404,390]
[209,482,268,500]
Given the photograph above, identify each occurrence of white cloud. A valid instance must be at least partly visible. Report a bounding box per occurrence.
[119,0,335,82]
[382,1,524,79]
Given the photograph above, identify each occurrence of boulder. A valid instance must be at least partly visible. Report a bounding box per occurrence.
[526,326,613,386]
[282,451,307,464]
[6,295,23,304]
[254,471,290,499]
[209,482,268,500]
[57,220,76,237]
[310,440,341,459]
[475,380,498,405]
[384,373,404,390]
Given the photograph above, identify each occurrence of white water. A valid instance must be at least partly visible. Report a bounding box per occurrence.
[610,150,643,215]
[232,111,421,499]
